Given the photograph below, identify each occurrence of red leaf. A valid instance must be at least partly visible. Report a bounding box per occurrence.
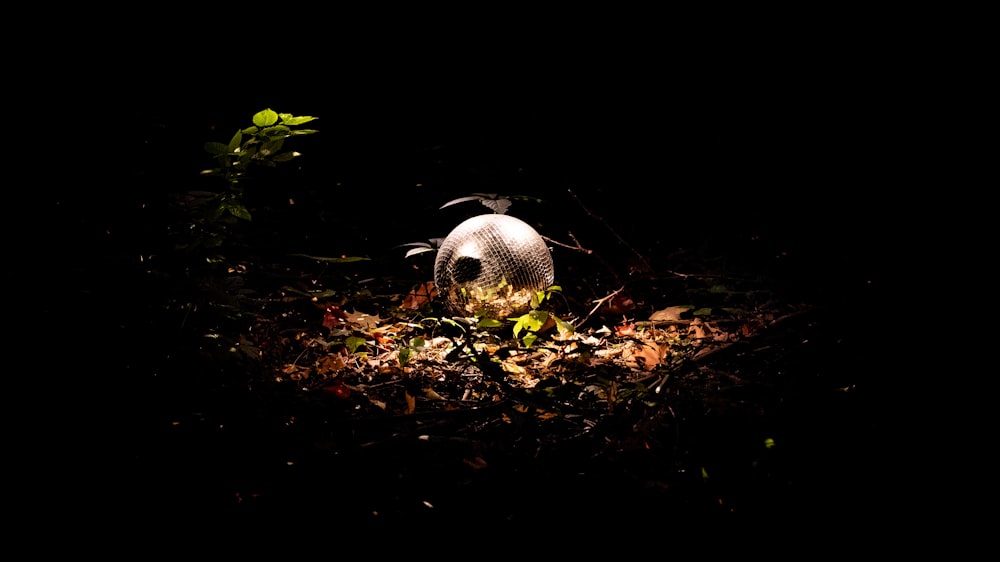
[321,381,352,399]
[615,323,636,337]
[323,305,348,329]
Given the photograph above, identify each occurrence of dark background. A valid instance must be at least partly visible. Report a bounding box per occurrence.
[26,22,943,546]
[56,31,907,297]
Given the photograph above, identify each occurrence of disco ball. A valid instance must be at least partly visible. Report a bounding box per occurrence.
[434,214,554,319]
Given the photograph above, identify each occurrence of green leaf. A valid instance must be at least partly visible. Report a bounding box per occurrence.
[261,125,292,139]
[524,309,549,331]
[204,141,230,156]
[223,201,252,221]
[553,315,575,336]
[522,332,538,347]
[261,138,286,155]
[228,130,243,152]
[346,336,367,353]
[511,309,549,338]
[692,308,712,316]
[280,114,318,126]
[531,290,545,309]
[253,109,279,127]
[477,318,503,329]
[237,149,254,166]
[512,317,526,339]
[271,151,299,162]
[398,347,413,367]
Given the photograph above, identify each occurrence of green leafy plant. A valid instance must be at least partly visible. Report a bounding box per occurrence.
[397,336,427,368]
[174,108,318,256]
[161,108,319,365]
[201,108,318,221]
[511,285,572,347]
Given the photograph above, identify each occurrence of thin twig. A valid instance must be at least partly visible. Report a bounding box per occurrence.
[567,187,653,273]
[541,233,593,254]
[576,286,625,330]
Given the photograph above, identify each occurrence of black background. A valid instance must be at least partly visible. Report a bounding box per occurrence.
[56,29,906,296]
[25,19,941,548]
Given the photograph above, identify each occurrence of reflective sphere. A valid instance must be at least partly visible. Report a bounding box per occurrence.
[434,214,554,319]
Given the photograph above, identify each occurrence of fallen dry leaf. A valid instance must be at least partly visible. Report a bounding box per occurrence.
[625,339,666,370]
[649,306,693,322]
[323,305,348,329]
[501,360,527,375]
[615,323,636,337]
[401,281,437,310]
[316,352,347,375]
[345,309,382,330]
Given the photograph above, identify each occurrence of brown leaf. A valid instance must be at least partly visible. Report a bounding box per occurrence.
[689,323,708,339]
[401,281,437,310]
[633,342,663,370]
[345,309,381,330]
[622,336,669,370]
[649,306,693,322]
[316,352,347,375]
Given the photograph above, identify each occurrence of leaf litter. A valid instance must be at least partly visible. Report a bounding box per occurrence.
[151,246,870,525]
[243,258,815,438]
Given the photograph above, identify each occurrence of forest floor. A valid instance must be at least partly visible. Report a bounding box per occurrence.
[51,183,894,545]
